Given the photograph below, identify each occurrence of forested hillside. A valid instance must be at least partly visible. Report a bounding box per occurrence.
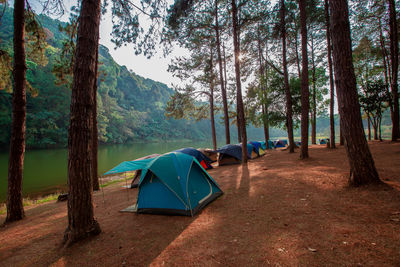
[0,8,272,149]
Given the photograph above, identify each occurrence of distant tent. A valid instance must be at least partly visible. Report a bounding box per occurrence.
[274,140,287,148]
[244,143,258,159]
[319,139,329,145]
[268,140,274,149]
[130,154,160,188]
[104,152,223,216]
[197,148,218,162]
[249,141,265,156]
[217,144,242,166]
[174,147,213,169]
[260,141,267,150]
[295,141,302,147]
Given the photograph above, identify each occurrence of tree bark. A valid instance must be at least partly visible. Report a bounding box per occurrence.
[311,32,317,145]
[388,0,399,141]
[373,119,378,140]
[367,115,371,141]
[280,0,295,153]
[6,0,26,223]
[64,0,102,246]
[214,0,230,145]
[231,0,247,162]
[92,37,100,191]
[223,43,228,96]
[264,48,270,144]
[325,0,336,149]
[299,0,310,158]
[257,26,269,145]
[295,27,301,79]
[379,19,394,125]
[329,0,381,186]
[339,118,344,145]
[209,45,217,150]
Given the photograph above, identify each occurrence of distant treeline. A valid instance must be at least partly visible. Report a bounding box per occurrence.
[0,8,287,149]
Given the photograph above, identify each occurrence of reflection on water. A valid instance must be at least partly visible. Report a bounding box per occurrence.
[0,140,214,201]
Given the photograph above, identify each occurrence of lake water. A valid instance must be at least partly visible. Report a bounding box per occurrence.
[0,140,215,202]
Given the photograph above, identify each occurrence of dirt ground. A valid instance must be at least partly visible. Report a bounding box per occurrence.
[1,141,400,267]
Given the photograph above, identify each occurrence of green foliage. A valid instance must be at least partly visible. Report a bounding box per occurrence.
[0,6,231,149]
[52,6,78,87]
[359,80,390,121]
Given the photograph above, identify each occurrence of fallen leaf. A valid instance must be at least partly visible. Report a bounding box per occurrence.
[308,247,317,252]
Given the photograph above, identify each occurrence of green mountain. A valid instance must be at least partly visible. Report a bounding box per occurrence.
[2,7,265,149]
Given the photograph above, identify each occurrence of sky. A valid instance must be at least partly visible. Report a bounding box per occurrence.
[54,0,180,87]
[98,13,181,87]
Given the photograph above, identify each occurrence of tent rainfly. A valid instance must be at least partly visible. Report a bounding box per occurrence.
[104,152,223,216]
[174,147,213,169]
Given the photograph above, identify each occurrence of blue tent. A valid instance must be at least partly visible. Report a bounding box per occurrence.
[260,141,267,150]
[319,138,329,145]
[268,140,274,149]
[243,143,256,159]
[217,144,242,165]
[249,141,261,155]
[274,140,286,148]
[174,147,213,169]
[104,152,223,216]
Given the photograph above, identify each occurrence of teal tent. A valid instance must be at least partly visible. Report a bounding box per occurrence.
[268,140,274,149]
[104,152,223,216]
[319,138,329,145]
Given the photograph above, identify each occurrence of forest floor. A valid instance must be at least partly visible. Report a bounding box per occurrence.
[1,141,400,267]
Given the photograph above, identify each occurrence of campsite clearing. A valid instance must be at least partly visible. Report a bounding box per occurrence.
[1,141,400,266]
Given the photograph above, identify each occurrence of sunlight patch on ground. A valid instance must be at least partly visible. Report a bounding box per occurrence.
[149,213,221,266]
[50,256,67,267]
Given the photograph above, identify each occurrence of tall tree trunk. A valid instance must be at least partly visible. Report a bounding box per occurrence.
[209,45,217,150]
[367,115,371,141]
[311,33,317,145]
[210,89,217,150]
[223,43,228,95]
[280,0,295,153]
[295,27,301,79]
[257,25,269,144]
[378,116,382,141]
[64,0,102,246]
[6,0,26,223]
[379,19,394,124]
[340,119,344,145]
[264,48,270,143]
[373,119,378,140]
[231,0,247,162]
[329,0,380,186]
[236,108,241,143]
[325,0,335,149]
[214,0,230,145]
[299,0,310,158]
[389,0,399,141]
[262,104,270,143]
[92,38,100,191]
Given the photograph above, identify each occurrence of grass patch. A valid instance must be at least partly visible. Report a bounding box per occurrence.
[0,173,137,215]
[0,193,60,215]
[100,173,135,188]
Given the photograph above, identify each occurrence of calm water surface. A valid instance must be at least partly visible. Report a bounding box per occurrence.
[0,140,214,202]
